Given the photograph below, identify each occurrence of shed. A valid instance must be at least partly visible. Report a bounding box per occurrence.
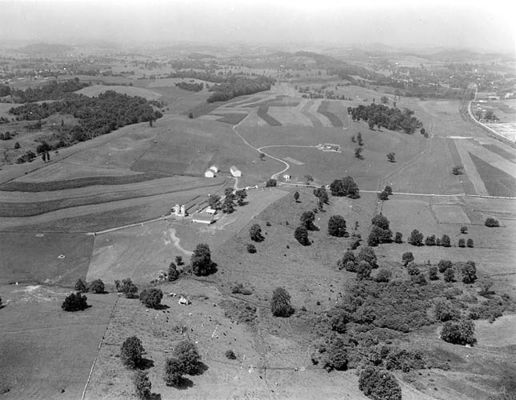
[230,165,242,177]
[204,169,216,178]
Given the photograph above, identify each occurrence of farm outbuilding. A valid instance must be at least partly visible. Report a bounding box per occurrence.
[230,165,242,177]
[204,169,216,178]
[209,165,219,173]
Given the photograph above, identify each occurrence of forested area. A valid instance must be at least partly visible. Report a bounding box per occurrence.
[207,75,275,102]
[9,90,162,145]
[10,78,89,102]
[175,81,204,92]
[347,103,423,133]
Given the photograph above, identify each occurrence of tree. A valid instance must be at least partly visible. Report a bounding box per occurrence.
[249,224,264,242]
[438,260,453,273]
[173,340,201,375]
[164,357,183,386]
[381,96,389,104]
[325,338,349,371]
[441,234,451,248]
[225,350,237,360]
[328,215,347,237]
[208,194,221,210]
[117,278,139,298]
[394,232,402,243]
[444,268,455,282]
[478,277,494,296]
[357,246,377,268]
[75,278,87,293]
[357,132,363,146]
[62,292,88,311]
[378,191,389,201]
[330,176,359,198]
[235,189,247,206]
[425,235,436,246]
[359,367,402,400]
[265,178,277,187]
[313,186,329,204]
[88,279,105,294]
[338,250,356,270]
[300,211,316,230]
[485,217,500,227]
[467,238,474,248]
[402,252,414,266]
[408,229,424,246]
[191,243,216,276]
[355,147,363,159]
[460,226,468,234]
[387,152,396,162]
[356,261,372,280]
[168,262,179,281]
[247,243,257,253]
[14,141,20,149]
[429,266,439,280]
[458,238,465,247]
[452,166,464,175]
[461,261,477,284]
[294,226,310,246]
[139,288,163,309]
[383,185,393,196]
[371,214,389,230]
[133,371,152,400]
[441,319,476,345]
[271,287,294,317]
[121,336,145,368]
[221,197,235,214]
[294,191,300,202]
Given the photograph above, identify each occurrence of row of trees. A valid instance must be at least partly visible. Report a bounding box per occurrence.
[175,81,204,92]
[10,78,89,102]
[207,76,275,103]
[347,103,423,133]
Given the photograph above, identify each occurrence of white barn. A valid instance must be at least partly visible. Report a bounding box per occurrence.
[230,165,242,177]
[204,169,216,178]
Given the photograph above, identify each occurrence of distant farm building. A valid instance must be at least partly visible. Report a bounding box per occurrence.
[209,165,219,173]
[283,174,291,181]
[192,211,215,224]
[230,165,242,177]
[204,169,216,178]
[171,204,187,217]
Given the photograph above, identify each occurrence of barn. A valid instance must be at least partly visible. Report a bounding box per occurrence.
[230,165,242,177]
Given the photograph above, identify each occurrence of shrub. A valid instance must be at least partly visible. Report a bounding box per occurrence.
[467,238,474,248]
[378,191,389,201]
[407,264,420,276]
[375,268,392,283]
[412,273,427,285]
[294,226,310,246]
[225,350,237,360]
[371,214,390,230]
[265,178,277,187]
[294,191,300,202]
[328,215,347,237]
[387,152,396,162]
[271,287,294,317]
[384,185,393,196]
[441,234,451,248]
[402,252,414,266]
[191,243,217,276]
[438,259,453,273]
[478,277,494,296]
[330,310,349,333]
[359,367,402,400]
[175,255,183,266]
[458,238,465,247]
[88,279,105,294]
[435,300,460,322]
[429,266,439,280]
[441,319,476,345]
[461,261,477,284]
[121,336,145,368]
[338,250,356,271]
[444,268,455,282]
[485,217,500,227]
[247,243,257,253]
[133,371,152,400]
[325,338,349,371]
[168,262,179,281]
[394,232,402,243]
[62,292,88,311]
[173,340,202,375]
[249,224,264,242]
[14,141,20,149]
[164,357,183,386]
[75,278,87,293]
[460,226,468,234]
[408,229,424,246]
[139,288,163,309]
[452,166,464,175]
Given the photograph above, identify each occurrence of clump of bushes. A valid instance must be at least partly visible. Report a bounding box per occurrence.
[434,300,461,322]
[121,336,145,368]
[225,350,237,360]
[249,224,264,242]
[246,243,257,253]
[191,243,217,276]
[115,278,139,298]
[88,279,105,294]
[359,366,402,400]
[294,225,310,246]
[441,319,476,346]
[485,217,500,227]
[328,215,347,237]
[133,371,152,400]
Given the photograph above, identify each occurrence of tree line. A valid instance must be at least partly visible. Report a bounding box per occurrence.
[347,103,423,133]
[10,78,89,103]
[207,75,275,103]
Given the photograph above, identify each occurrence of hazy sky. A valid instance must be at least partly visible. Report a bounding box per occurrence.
[1,0,515,52]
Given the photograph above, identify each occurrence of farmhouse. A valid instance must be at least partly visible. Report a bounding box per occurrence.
[283,174,291,181]
[230,165,242,177]
[204,169,216,178]
[192,211,215,224]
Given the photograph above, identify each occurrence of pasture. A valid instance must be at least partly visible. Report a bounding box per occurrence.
[76,84,163,101]
[0,285,116,399]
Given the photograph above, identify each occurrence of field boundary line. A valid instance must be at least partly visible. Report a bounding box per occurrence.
[81,295,120,400]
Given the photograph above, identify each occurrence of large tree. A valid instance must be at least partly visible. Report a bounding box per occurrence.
[191,243,217,276]
[328,215,347,237]
[121,336,145,369]
[271,287,294,317]
[300,210,316,230]
[249,224,264,242]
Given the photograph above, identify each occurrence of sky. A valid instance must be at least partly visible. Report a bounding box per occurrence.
[0,0,515,52]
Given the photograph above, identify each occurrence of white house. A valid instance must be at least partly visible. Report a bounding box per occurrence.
[204,169,216,178]
[209,165,219,173]
[230,165,242,177]
[283,174,291,182]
